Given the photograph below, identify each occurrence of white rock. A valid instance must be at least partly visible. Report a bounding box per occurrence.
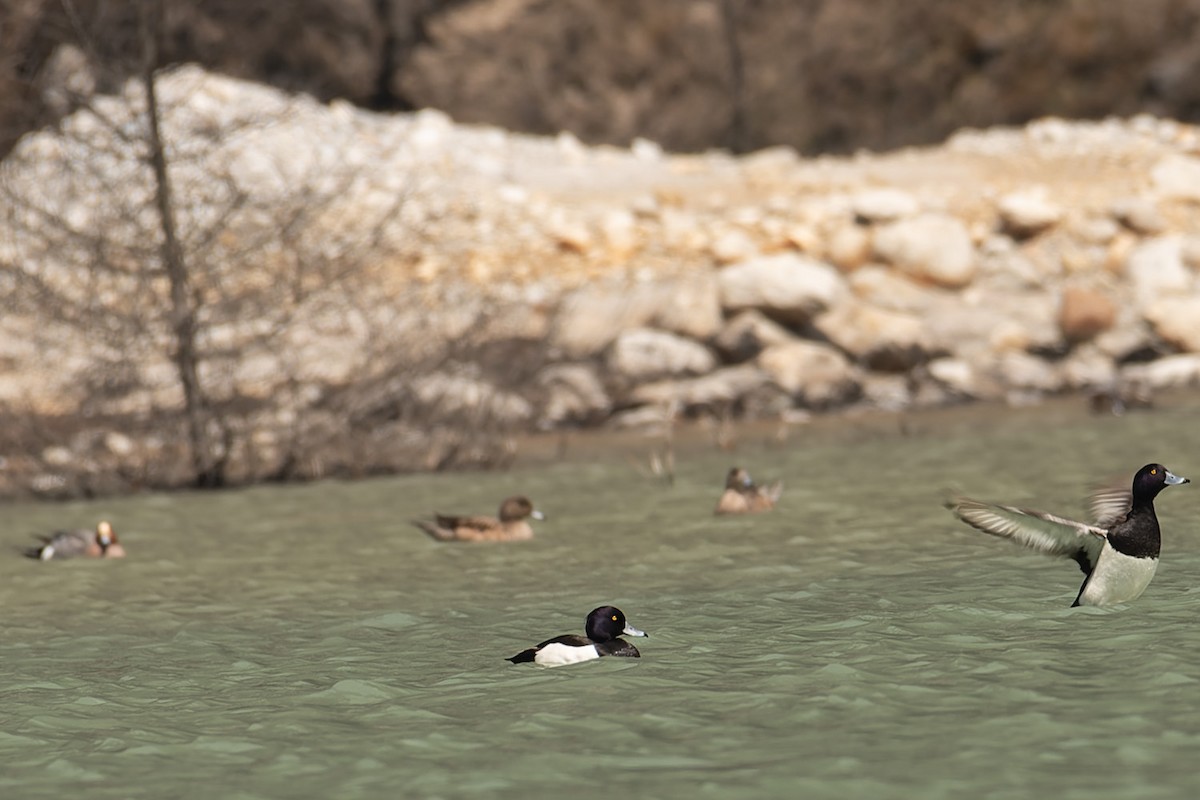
[648,273,724,341]
[813,301,934,372]
[861,374,912,410]
[1111,197,1166,235]
[628,364,771,408]
[847,265,940,313]
[1070,215,1120,245]
[41,446,74,467]
[1125,235,1193,311]
[852,188,920,222]
[717,253,847,324]
[709,229,759,264]
[756,341,861,407]
[411,373,532,425]
[825,223,872,271]
[998,351,1063,392]
[1060,346,1118,389]
[1182,236,1200,269]
[631,138,663,161]
[599,209,638,257]
[104,431,136,456]
[536,363,610,427]
[873,213,976,288]
[1151,155,1200,201]
[1122,354,1200,389]
[925,358,980,396]
[606,328,716,382]
[997,188,1062,236]
[1143,296,1200,352]
[713,310,797,361]
[549,283,656,358]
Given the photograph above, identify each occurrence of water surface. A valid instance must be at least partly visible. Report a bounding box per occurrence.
[4,399,1200,799]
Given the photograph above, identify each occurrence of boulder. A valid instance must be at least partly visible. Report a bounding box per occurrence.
[1150,155,1200,201]
[860,373,912,411]
[873,213,976,288]
[712,310,797,362]
[997,188,1062,237]
[813,300,935,372]
[606,328,717,382]
[628,364,772,409]
[548,283,653,358]
[648,272,724,340]
[535,363,611,427]
[1125,236,1193,312]
[1110,197,1166,235]
[925,357,988,398]
[410,372,533,426]
[1123,354,1200,389]
[825,223,873,271]
[756,341,861,408]
[709,228,759,264]
[997,351,1063,393]
[1060,345,1118,390]
[847,265,940,313]
[1058,286,1116,343]
[852,188,919,223]
[1143,296,1200,352]
[717,253,847,325]
[548,275,722,358]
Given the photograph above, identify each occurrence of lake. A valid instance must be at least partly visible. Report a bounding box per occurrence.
[4,397,1200,799]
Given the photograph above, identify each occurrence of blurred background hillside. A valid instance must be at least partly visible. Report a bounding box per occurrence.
[5,0,1200,159]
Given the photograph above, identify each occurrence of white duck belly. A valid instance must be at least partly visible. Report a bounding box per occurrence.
[1076,543,1159,606]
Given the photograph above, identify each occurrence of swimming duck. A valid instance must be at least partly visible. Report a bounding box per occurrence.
[947,463,1188,606]
[414,495,545,542]
[714,467,782,515]
[507,606,648,666]
[26,521,126,561]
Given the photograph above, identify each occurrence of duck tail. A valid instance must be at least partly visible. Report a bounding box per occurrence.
[412,519,452,541]
[506,649,537,664]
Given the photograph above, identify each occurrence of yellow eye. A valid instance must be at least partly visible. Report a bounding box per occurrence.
[1152,468,1158,475]
[611,615,618,621]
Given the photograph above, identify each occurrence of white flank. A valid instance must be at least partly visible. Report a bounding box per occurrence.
[40,545,55,561]
[1077,544,1158,606]
[533,643,600,667]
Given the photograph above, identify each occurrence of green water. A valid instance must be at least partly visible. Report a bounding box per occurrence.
[4,400,1200,799]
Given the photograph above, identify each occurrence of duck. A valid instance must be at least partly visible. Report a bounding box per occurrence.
[26,521,126,561]
[507,606,648,666]
[714,467,782,515]
[414,495,544,542]
[946,463,1189,606]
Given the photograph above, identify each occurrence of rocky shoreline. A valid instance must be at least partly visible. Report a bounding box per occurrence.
[3,67,1200,499]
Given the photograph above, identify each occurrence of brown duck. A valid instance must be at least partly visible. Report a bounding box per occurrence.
[714,467,783,515]
[415,496,545,542]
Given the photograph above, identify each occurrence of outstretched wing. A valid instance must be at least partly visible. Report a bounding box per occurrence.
[1087,482,1131,530]
[947,496,1108,574]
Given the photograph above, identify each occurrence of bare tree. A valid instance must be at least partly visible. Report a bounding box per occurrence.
[719,0,749,155]
[0,2,547,497]
[0,2,425,492]
[139,0,222,485]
